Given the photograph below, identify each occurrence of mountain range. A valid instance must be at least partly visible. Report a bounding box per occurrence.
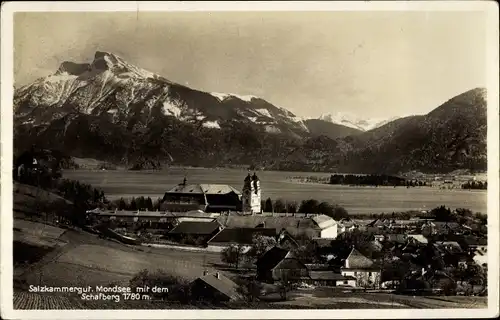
[13,51,487,174]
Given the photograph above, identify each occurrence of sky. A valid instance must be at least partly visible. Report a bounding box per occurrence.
[13,11,488,119]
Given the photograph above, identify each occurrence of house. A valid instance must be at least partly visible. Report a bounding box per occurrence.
[385,234,408,244]
[207,227,277,252]
[340,248,381,288]
[256,247,308,283]
[338,219,358,234]
[276,229,300,250]
[217,213,340,240]
[459,236,487,253]
[434,241,463,254]
[162,178,243,213]
[190,271,241,302]
[311,215,339,239]
[301,271,357,287]
[473,247,488,269]
[167,220,223,245]
[407,234,428,245]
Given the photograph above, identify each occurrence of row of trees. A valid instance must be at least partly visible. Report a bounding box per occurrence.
[107,196,164,211]
[329,174,409,187]
[461,181,487,190]
[260,198,349,220]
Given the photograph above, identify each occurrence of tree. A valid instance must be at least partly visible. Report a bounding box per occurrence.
[298,199,320,213]
[221,244,245,269]
[235,278,263,302]
[146,197,154,210]
[264,198,273,213]
[130,197,137,211]
[246,235,277,262]
[286,201,298,214]
[317,202,334,216]
[273,199,286,213]
[291,240,322,264]
[276,268,302,300]
[118,198,127,210]
[431,205,454,222]
[129,268,191,302]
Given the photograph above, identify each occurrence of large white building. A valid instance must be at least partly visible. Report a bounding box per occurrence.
[311,214,339,239]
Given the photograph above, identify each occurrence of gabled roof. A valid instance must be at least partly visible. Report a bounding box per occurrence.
[256,246,290,270]
[168,184,206,194]
[308,271,356,281]
[169,220,221,235]
[408,234,428,244]
[167,183,241,195]
[208,228,276,245]
[200,184,242,195]
[344,248,374,269]
[196,272,240,300]
[311,214,337,229]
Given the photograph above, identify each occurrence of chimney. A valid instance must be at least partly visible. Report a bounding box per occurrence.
[203,270,208,276]
[215,272,220,279]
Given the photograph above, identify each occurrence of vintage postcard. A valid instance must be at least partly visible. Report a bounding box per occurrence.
[1,1,499,319]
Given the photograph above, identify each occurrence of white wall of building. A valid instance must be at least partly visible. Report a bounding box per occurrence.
[320,225,338,239]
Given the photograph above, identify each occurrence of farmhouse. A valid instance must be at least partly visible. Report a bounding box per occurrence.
[340,248,381,288]
[301,271,357,287]
[217,214,340,240]
[167,220,223,244]
[256,247,308,283]
[190,271,241,302]
[207,227,277,252]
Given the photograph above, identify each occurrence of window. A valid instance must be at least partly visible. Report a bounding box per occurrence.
[369,272,372,277]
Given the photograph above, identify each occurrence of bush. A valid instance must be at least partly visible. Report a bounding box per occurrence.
[129,269,192,302]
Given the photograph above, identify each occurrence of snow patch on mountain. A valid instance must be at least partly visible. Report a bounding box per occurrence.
[318,112,400,131]
[162,101,182,118]
[203,120,221,129]
[210,92,257,102]
[254,108,273,118]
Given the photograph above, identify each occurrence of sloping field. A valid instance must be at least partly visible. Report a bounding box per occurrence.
[13,183,72,218]
[56,244,219,282]
[14,219,67,239]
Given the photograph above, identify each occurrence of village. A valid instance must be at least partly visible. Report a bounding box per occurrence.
[81,172,488,303]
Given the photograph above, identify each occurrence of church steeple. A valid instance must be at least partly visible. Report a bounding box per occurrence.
[242,171,261,214]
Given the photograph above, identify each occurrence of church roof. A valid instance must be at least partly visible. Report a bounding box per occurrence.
[167,184,241,195]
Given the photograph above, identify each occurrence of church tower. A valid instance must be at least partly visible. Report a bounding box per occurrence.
[242,172,262,214]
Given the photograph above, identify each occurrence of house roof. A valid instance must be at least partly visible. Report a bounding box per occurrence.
[167,184,241,195]
[217,215,321,231]
[196,272,240,300]
[308,271,356,281]
[408,234,429,244]
[311,214,337,229]
[462,236,487,246]
[256,246,290,270]
[434,241,463,253]
[344,248,374,269]
[208,228,277,245]
[277,229,299,248]
[169,220,221,235]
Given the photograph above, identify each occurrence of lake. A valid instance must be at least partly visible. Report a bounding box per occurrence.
[62,168,487,215]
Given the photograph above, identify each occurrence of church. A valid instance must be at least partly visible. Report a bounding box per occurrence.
[162,172,262,214]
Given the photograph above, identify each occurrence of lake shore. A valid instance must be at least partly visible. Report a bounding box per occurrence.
[62,168,487,216]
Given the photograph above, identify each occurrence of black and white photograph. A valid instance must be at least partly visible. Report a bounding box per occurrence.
[1,1,498,319]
